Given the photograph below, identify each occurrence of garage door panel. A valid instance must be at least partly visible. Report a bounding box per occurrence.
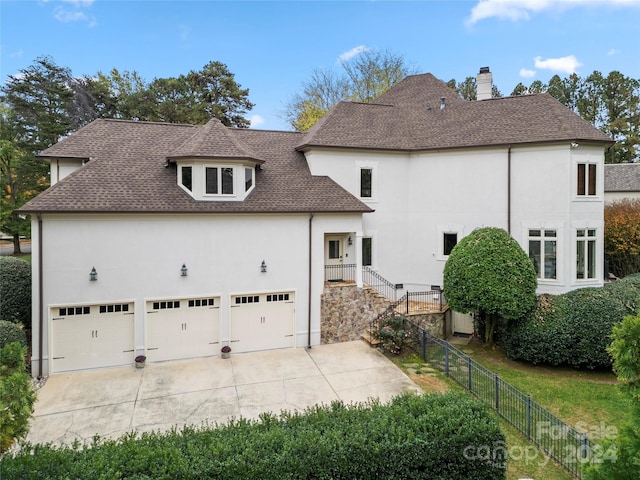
[231,292,294,353]
[146,297,220,362]
[51,303,134,373]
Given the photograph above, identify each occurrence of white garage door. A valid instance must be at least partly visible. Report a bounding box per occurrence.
[146,297,220,362]
[51,303,135,373]
[230,292,295,353]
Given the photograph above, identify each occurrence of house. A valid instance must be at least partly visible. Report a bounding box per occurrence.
[604,163,640,203]
[20,68,612,378]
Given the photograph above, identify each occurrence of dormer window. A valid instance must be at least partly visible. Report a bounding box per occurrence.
[205,166,234,195]
[181,166,192,192]
[245,167,253,192]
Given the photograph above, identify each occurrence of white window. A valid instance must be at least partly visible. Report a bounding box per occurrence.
[205,166,234,195]
[245,167,253,192]
[576,228,597,279]
[360,168,372,198]
[528,229,557,280]
[180,166,192,192]
[577,163,597,197]
[356,161,377,200]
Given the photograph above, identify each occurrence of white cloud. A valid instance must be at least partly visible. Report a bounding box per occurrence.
[467,0,640,25]
[534,55,583,74]
[338,45,369,63]
[249,115,265,128]
[52,0,96,26]
[607,48,620,56]
[519,68,536,78]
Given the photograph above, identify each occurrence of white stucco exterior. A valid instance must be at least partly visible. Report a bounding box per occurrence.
[30,212,364,376]
[305,142,605,296]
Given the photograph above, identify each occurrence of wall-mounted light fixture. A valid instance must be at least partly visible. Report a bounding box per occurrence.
[261,260,267,273]
[348,236,353,246]
[181,263,188,277]
[571,142,579,148]
[89,267,98,282]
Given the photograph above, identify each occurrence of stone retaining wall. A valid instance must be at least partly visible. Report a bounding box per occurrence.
[320,285,392,343]
[406,310,451,339]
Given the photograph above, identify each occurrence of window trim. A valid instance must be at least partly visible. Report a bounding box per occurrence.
[528,228,558,281]
[576,227,598,281]
[576,162,598,198]
[356,161,377,201]
[204,165,235,196]
[362,237,373,267]
[436,225,464,261]
[179,165,193,193]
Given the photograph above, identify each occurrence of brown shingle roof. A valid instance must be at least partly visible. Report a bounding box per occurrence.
[19,119,372,214]
[605,163,640,192]
[168,118,264,163]
[297,73,612,151]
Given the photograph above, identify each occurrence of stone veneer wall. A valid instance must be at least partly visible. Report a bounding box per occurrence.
[320,285,393,343]
[406,310,451,340]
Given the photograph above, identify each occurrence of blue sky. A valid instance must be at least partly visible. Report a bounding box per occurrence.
[1,0,639,131]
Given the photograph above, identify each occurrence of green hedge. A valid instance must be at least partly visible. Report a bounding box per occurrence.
[0,320,27,348]
[503,275,640,369]
[1,392,506,479]
[0,257,31,328]
[0,343,36,454]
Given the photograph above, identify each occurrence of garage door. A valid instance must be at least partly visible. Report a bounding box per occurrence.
[51,303,135,373]
[146,297,220,362]
[230,292,295,353]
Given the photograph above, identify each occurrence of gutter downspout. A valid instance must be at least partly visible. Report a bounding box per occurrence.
[507,146,512,234]
[37,214,44,379]
[307,213,314,348]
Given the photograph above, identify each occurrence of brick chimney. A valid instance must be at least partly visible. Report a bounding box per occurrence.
[477,66,492,100]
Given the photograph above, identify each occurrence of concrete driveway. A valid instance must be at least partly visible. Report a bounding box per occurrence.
[26,341,421,447]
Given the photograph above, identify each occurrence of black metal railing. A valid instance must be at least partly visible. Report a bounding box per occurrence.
[362,266,402,301]
[324,264,356,283]
[406,326,596,478]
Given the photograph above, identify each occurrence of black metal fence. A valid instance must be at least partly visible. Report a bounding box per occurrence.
[410,327,599,479]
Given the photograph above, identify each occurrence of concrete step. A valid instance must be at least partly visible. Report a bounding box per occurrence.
[361,331,381,346]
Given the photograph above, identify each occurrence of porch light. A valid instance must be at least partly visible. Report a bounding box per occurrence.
[89,267,97,282]
[181,263,188,277]
[348,236,353,246]
[261,260,267,273]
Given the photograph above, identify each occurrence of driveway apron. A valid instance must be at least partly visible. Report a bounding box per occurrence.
[25,341,421,447]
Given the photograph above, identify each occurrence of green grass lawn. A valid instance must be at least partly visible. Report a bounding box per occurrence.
[390,342,630,480]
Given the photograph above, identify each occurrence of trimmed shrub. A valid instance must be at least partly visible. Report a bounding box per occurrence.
[504,275,640,369]
[0,343,36,454]
[0,320,27,347]
[0,257,31,328]
[1,392,506,479]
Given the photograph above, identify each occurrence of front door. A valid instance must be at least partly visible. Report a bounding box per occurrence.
[325,236,343,281]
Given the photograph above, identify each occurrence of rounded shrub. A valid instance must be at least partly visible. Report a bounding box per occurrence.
[0,320,27,348]
[0,257,31,328]
[504,280,637,369]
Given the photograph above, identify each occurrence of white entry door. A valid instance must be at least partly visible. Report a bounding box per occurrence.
[51,303,135,373]
[325,236,344,281]
[146,297,220,362]
[230,292,295,353]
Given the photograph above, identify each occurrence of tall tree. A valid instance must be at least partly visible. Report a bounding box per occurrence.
[1,57,75,253]
[284,49,415,132]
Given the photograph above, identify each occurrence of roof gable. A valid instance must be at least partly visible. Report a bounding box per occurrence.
[22,119,372,214]
[297,74,612,152]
